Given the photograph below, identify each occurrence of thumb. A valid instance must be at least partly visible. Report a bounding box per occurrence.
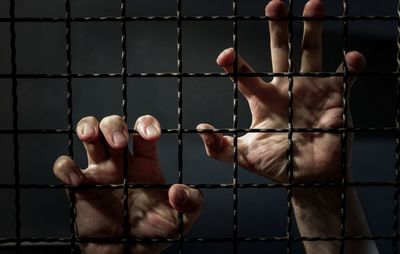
[53,156,84,187]
[168,184,203,231]
[335,51,366,87]
[196,123,235,163]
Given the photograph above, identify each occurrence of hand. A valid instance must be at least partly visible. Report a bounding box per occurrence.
[53,115,203,254]
[198,1,378,253]
[197,0,366,183]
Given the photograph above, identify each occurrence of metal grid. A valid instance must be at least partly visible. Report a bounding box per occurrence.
[0,0,399,253]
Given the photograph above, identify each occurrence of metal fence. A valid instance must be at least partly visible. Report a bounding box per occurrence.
[0,0,399,253]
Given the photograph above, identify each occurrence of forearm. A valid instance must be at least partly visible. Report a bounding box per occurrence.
[292,186,379,254]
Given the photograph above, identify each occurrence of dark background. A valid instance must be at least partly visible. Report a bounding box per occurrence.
[0,0,399,253]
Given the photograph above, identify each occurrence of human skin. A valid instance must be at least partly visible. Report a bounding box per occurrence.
[53,115,203,254]
[197,0,379,253]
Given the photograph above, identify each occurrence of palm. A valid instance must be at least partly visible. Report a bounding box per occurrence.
[238,77,343,182]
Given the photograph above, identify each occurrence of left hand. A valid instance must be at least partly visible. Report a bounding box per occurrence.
[53,115,203,254]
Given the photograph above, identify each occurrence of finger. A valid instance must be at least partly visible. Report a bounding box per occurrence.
[333,51,366,88]
[197,123,252,175]
[76,116,106,164]
[99,115,129,156]
[300,0,324,72]
[53,156,84,187]
[197,123,234,163]
[266,0,289,74]
[217,47,264,100]
[168,184,203,230]
[133,115,161,160]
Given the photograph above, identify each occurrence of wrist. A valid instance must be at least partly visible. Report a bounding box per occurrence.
[292,186,378,254]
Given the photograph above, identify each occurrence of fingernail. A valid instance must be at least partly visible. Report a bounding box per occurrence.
[175,189,188,204]
[112,131,127,146]
[145,124,159,138]
[69,172,81,187]
[83,124,95,136]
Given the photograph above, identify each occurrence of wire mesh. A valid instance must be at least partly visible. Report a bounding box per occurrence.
[64,1,78,254]
[9,1,20,253]
[340,0,349,253]
[232,0,239,253]
[176,0,185,253]
[393,2,400,254]
[286,0,295,253]
[0,0,399,253]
